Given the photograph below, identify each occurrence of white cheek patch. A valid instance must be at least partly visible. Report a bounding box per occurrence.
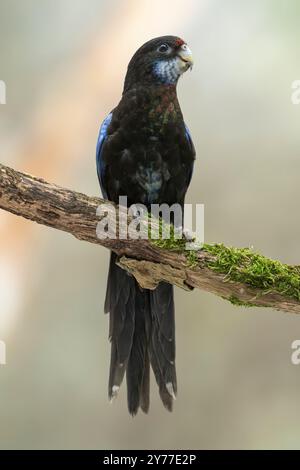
[153,58,186,84]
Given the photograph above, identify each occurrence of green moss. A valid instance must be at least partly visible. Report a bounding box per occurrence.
[203,243,300,302]
[186,250,199,267]
[149,217,199,266]
[227,295,258,308]
[149,216,186,250]
[149,217,300,302]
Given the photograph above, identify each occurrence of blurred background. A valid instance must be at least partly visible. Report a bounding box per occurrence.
[0,0,300,450]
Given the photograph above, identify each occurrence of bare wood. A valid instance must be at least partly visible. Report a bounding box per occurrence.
[0,162,299,315]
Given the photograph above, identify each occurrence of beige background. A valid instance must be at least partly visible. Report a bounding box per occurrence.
[0,0,300,449]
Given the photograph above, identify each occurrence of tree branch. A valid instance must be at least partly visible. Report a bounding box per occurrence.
[1,163,299,314]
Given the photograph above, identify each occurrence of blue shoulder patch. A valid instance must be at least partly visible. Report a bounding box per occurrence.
[184,123,195,187]
[96,112,113,199]
[184,123,195,154]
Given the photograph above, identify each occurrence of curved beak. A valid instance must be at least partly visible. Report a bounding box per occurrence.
[177,44,194,69]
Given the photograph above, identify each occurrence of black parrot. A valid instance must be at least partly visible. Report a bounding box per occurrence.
[96,36,195,415]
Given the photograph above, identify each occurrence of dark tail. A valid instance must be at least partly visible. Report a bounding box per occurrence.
[105,252,176,415]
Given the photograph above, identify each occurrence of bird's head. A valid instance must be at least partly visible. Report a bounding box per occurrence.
[123,36,193,92]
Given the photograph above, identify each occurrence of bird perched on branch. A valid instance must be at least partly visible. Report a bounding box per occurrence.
[96,36,195,415]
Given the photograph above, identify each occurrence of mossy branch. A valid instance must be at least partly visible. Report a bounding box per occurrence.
[0,162,300,314]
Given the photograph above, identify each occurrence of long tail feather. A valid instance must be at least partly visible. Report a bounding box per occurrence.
[105,253,176,414]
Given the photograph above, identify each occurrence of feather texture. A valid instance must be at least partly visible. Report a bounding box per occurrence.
[96,36,195,414]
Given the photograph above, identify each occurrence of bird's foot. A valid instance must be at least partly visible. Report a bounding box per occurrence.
[182,227,195,241]
[178,226,203,250]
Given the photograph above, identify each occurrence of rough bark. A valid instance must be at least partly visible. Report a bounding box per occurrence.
[1,162,299,315]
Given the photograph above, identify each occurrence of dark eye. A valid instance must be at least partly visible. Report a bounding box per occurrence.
[157,43,170,54]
